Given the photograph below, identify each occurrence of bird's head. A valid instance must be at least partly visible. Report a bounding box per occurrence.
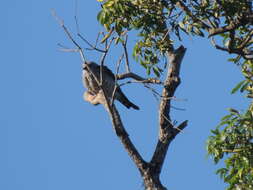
[83,61,98,71]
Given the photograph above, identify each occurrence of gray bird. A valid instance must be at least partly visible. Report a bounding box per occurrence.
[82,61,139,110]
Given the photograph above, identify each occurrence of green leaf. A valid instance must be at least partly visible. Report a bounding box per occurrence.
[211,129,220,135]
[228,108,239,115]
[216,168,228,179]
[178,22,185,29]
[97,11,104,24]
[153,67,160,77]
[221,114,232,121]
[140,60,147,69]
[100,28,113,43]
[238,168,244,178]
[228,58,236,63]
[146,66,151,75]
[193,27,204,37]
[240,81,249,93]
[219,119,230,126]
[231,81,245,94]
[114,37,122,45]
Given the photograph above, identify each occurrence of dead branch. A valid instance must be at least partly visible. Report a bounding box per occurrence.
[211,37,253,60]
[116,72,163,84]
[51,9,86,62]
[122,35,131,72]
[99,37,115,86]
[78,33,107,53]
[57,43,80,52]
[150,45,187,175]
[111,54,124,106]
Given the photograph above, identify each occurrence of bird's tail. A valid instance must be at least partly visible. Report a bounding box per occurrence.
[124,100,140,110]
[117,89,140,110]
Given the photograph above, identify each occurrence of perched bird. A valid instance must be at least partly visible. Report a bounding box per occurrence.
[82,61,139,110]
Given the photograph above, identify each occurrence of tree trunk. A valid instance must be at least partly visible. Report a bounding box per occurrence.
[103,45,187,190]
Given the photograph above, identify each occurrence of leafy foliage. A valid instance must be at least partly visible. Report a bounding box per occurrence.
[97,0,173,76]
[207,106,253,189]
[207,59,253,190]
[97,0,252,77]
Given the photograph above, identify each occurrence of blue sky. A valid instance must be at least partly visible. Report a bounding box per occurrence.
[1,1,248,190]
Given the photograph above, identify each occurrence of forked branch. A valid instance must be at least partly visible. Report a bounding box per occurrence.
[150,45,188,176]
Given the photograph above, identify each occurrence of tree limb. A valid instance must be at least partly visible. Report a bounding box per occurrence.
[116,72,163,84]
[211,37,253,60]
[208,19,246,38]
[150,45,187,174]
[105,103,147,171]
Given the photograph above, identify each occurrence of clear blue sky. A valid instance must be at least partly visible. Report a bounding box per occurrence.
[1,1,248,190]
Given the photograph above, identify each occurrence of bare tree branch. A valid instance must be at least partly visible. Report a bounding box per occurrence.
[122,35,131,73]
[86,68,148,177]
[117,73,163,84]
[99,37,115,86]
[150,45,187,175]
[208,19,246,38]
[111,54,124,106]
[238,30,253,49]
[175,120,188,135]
[105,103,148,171]
[83,65,148,173]
[51,9,86,62]
[57,43,79,52]
[78,33,107,53]
[211,37,253,60]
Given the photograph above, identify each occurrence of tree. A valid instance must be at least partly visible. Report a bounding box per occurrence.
[54,0,252,189]
[207,29,253,190]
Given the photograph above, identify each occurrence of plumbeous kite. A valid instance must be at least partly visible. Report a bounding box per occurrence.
[82,61,139,110]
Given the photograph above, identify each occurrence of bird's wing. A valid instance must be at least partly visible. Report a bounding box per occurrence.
[101,65,116,80]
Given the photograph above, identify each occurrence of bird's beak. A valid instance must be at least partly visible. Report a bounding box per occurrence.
[82,64,87,70]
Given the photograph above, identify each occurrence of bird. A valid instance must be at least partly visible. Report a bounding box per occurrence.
[82,61,139,110]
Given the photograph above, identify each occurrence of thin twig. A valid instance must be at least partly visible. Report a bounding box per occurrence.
[78,33,106,53]
[238,29,253,49]
[100,37,115,66]
[59,48,79,52]
[111,54,124,106]
[171,105,186,111]
[117,73,163,84]
[161,29,171,42]
[74,0,80,34]
[99,37,115,86]
[144,84,163,99]
[122,35,131,72]
[52,9,86,62]
[95,32,102,47]
[211,37,253,59]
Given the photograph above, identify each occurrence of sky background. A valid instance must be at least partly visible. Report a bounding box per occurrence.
[1,1,249,190]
